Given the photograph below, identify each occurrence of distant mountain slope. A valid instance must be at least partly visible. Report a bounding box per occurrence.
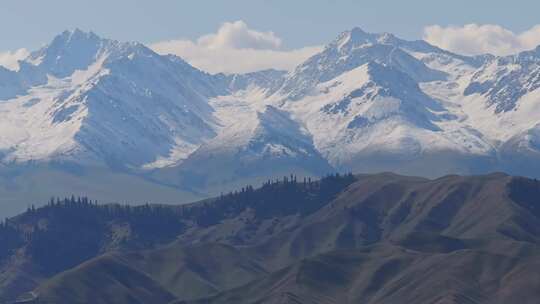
[36,254,176,304]
[183,240,540,304]
[0,163,203,217]
[35,243,267,304]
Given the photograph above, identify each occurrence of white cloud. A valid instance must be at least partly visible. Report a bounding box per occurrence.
[0,48,29,71]
[198,20,282,50]
[423,24,540,56]
[151,21,321,74]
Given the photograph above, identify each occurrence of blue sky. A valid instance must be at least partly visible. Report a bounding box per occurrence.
[2,0,540,50]
[2,0,540,73]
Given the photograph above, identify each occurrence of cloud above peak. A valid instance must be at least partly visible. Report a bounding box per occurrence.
[151,20,321,74]
[0,49,29,71]
[424,24,540,56]
[198,20,282,50]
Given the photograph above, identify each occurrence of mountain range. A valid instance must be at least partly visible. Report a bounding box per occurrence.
[2,28,540,214]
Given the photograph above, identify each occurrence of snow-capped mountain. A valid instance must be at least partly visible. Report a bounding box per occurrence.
[0,29,226,168]
[193,27,539,179]
[279,28,447,100]
[2,27,540,213]
[458,46,540,176]
[281,62,489,168]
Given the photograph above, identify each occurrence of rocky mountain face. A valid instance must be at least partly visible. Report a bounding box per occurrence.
[465,46,540,113]
[2,28,540,214]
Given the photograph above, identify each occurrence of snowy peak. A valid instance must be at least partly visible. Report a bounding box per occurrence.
[330,28,487,80]
[332,27,457,59]
[333,27,377,50]
[0,29,229,168]
[26,29,113,78]
[279,28,449,100]
[332,27,408,52]
[25,29,169,82]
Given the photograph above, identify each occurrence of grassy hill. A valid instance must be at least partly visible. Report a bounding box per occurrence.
[3,172,540,303]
